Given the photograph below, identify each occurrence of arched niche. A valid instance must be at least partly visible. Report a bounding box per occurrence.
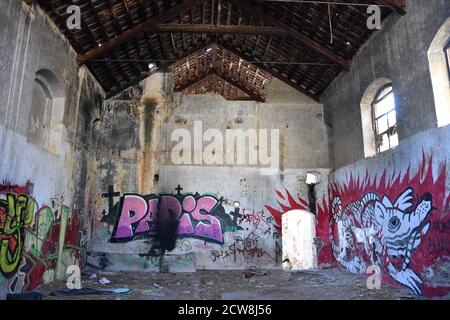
[28,69,66,155]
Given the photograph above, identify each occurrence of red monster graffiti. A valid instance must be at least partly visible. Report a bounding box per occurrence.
[327,152,448,297]
[265,153,448,297]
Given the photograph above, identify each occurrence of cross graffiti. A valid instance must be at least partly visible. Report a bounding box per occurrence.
[175,184,183,195]
[230,207,243,225]
[102,185,120,215]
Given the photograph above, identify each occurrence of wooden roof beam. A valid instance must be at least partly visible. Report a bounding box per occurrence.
[213,69,265,102]
[226,0,350,71]
[146,24,285,35]
[218,41,319,101]
[175,70,215,92]
[76,0,207,65]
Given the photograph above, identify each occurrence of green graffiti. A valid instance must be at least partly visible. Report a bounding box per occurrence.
[25,207,53,258]
[0,194,35,276]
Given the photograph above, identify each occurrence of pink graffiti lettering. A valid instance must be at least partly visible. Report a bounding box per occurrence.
[111,194,225,244]
[114,195,148,239]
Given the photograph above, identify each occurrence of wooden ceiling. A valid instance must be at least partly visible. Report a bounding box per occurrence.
[169,44,272,101]
[34,0,406,101]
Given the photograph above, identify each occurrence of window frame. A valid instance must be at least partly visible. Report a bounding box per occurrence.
[445,40,450,79]
[371,83,398,154]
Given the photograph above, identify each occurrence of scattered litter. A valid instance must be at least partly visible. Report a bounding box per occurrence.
[142,289,166,297]
[244,267,269,279]
[103,288,131,294]
[99,277,111,285]
[6,292,43,300]
[89,273,97,280]
[153,283,163,290]
[49,288,131,296]
[205,281,214,286]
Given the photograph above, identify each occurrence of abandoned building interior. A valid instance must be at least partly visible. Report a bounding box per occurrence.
[0,0,449,300]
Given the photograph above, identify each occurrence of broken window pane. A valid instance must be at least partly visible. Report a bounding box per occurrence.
[372,84,398,154]
[390,132,399,148]
[377,114,389,133]
[379,133,390,152]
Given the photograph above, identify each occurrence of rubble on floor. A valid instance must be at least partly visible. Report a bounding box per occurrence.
[36,267,421,300]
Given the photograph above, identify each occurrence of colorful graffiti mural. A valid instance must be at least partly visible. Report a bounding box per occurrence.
[0,191,83,294]
[110,193,242,244]
[325,153,449,297]
[0,193,35,277]
[265,153,449,297]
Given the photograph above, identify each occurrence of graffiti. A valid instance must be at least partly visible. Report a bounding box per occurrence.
[264,189,309,234]
[210,234,281,263]
[264,153,449,297]
[0,193,35,276]
[0,182,29,194]
[331,188,433,295]
[324,152,449,297]
[0,191,83,293]
[264,189,333,264]
[110,193,242,245]
[101,185,121,223]
[175,238,193,253]
[21,202,83,292]
[240,209,273,230]
[426,220,450,255]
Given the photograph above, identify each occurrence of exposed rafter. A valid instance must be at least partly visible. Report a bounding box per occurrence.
[226,0,350,70]
[213,69,265,102]
[169,43,271,102]
[38,0,403,100]
[144,24,285,35]
[76,0,206,65]
[176,70,264,102]
[219,41,319,101]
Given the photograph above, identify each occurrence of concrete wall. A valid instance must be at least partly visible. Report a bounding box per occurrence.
[88,74,331,271]
[319,0,450,297]
[0,2,104,297]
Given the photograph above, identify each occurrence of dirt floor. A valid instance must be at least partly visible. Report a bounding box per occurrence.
[34,266,423,300]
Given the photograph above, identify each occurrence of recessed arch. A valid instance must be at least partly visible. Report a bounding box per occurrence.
[28,68,66,154]
[428,17,450,128]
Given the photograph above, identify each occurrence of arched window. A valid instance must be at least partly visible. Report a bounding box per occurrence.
[360,78,398,158]
[428,18,450,128]
[28,69,65,154]
[372,84,398,153]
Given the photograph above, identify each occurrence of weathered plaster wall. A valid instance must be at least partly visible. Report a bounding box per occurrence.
[0,2,104,297]
[319,0,450,297]
[88,74,331,271]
